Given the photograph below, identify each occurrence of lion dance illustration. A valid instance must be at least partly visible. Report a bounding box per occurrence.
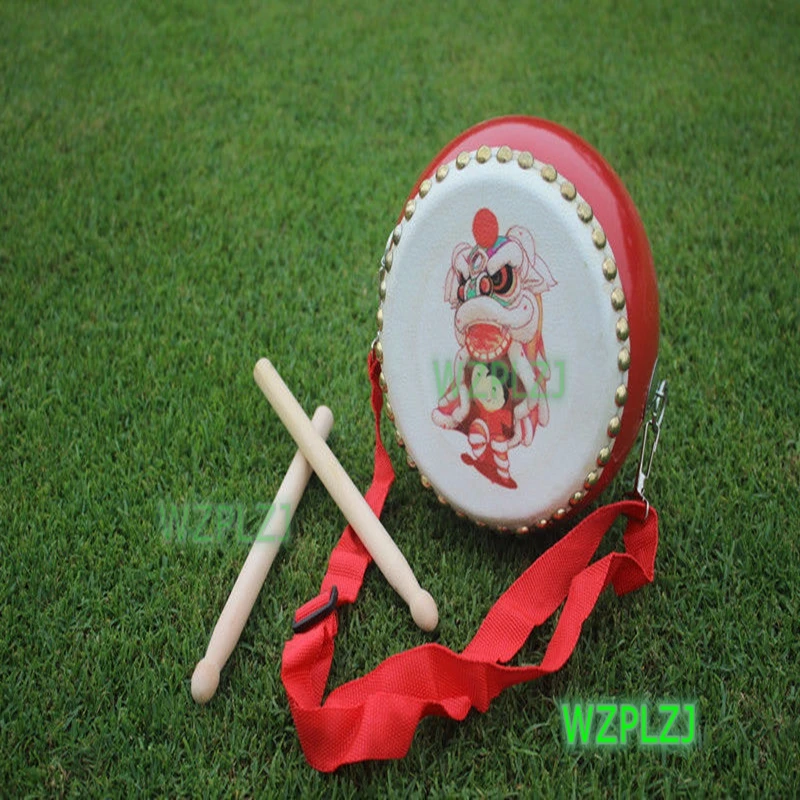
[431,208,557,489]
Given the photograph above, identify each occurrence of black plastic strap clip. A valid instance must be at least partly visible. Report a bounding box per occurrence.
[292,585,339,634]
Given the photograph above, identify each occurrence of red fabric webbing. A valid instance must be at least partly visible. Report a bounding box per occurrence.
[281,353,658,771]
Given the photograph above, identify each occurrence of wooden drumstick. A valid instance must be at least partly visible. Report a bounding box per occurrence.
[191,405,334,705]
[253,358,439,633]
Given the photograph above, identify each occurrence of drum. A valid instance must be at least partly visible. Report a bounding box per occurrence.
[374,117,659,532]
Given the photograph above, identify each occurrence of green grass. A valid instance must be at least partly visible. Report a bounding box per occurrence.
[2,0,798,795]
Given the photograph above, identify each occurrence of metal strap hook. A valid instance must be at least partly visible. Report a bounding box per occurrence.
[634,379,668,518]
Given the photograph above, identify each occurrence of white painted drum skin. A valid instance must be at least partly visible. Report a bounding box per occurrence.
[378,149,630,531]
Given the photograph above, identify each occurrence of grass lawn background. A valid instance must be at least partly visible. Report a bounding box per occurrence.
[2,0,798,795]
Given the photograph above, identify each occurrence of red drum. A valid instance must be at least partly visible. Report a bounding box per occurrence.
[374,117,659,531]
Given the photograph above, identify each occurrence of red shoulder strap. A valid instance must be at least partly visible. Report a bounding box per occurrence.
[281,353,658,772]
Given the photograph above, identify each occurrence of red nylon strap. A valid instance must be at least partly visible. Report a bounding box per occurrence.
[281,353,659,772]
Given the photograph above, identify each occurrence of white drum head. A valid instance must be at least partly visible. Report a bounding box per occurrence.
[377,147,630,531]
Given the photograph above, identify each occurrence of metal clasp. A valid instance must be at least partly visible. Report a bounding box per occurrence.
[633,379,668,517]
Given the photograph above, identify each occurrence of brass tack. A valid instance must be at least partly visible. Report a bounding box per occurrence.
[616,317,629,341]
[570,491,584,506]
[597,446,611,466]
[607,416,621,437]
[418,179,432,198]
[383,248,393,272]
[584,471,599,488]
[611,287,626,311]
[541,164,557,182]
[577,202,593,222]
[602,257,617,281]
[592,227,607,249]
[615,384,628,407]
[560,181,576,201]
[384,400,394,421]
[436,164,449,182]
[373,339,383,363]
[497,145,513,163]
[476,145,492,163]
[456,151,471,169]
[554,508,567,520]
[392,224,402,245]
[404,199,415,220]
[376,307,383,330]
[618,348,631,371]
[379,276,387,300]
[395,428,404,447]
[378,371,388,392]
[518,151,534,169]
[420,474,431,489]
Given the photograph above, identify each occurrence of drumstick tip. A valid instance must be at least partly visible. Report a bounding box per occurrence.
[410,589,439,632]
[253,357,272,380]
[191,658,220,705]
[311,404,335,433]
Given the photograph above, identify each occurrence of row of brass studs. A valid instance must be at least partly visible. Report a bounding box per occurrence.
[536,157,632,499]
[375,146,629,532]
